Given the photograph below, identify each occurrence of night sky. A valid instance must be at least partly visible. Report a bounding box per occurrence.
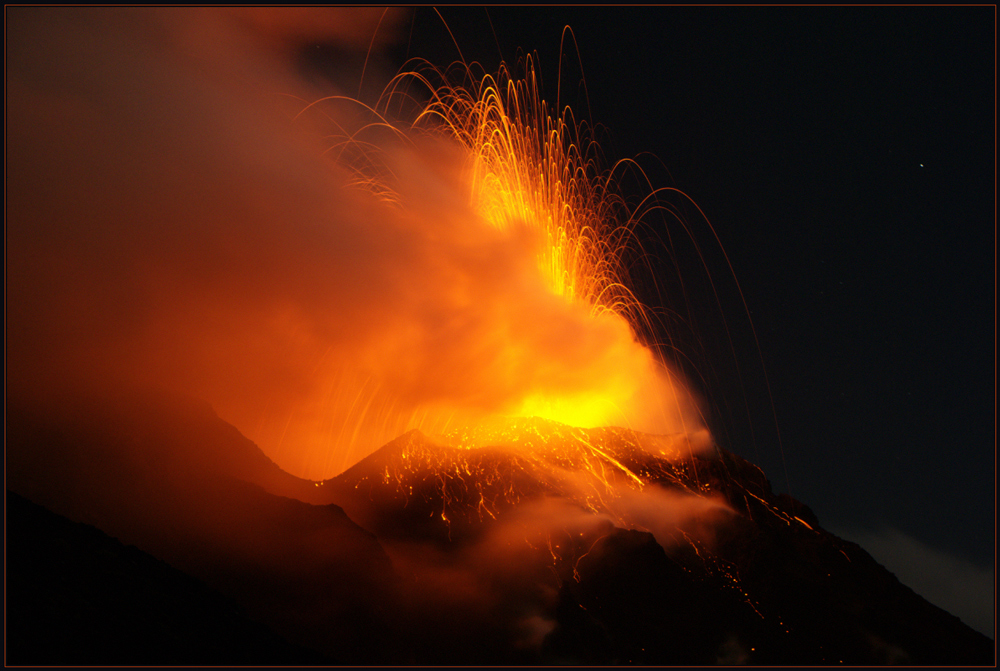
[374,7,994,634]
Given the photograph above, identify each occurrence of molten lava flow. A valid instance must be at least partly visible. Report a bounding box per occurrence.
[387,418,718,529]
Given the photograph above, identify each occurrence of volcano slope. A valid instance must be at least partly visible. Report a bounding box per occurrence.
[6,394,994,665]
[318,419,994,665]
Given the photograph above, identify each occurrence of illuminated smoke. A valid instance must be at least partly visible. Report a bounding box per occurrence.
[7,7,706,481]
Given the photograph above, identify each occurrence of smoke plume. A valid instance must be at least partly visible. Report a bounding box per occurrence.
[7,7,704,480]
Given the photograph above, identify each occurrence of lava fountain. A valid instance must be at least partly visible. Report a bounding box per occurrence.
[244,55,713,479]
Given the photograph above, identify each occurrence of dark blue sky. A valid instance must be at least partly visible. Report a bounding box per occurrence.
[384,8,994,578]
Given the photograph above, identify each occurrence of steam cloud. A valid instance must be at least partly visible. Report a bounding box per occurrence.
[7,7,704,479]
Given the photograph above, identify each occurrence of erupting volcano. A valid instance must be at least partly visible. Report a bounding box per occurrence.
[236,50,712,481]
[6,7,993,666]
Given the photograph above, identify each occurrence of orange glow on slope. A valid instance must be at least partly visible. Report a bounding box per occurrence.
[350,418,719,531]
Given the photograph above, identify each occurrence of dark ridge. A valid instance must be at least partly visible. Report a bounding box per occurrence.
[5,489,331,666]
[5,391,404,664]
[5,387,325,504]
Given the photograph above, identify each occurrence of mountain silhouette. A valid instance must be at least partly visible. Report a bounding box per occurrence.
[6,489,331,666]
[6,389,399,663]
[5,392,994,665]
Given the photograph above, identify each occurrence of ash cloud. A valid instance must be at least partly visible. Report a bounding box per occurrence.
[7,7,704,481]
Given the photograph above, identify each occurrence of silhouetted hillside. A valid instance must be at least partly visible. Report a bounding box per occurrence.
[6,490,330,666]
[6,390,401,663]
[5,394,994,665]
